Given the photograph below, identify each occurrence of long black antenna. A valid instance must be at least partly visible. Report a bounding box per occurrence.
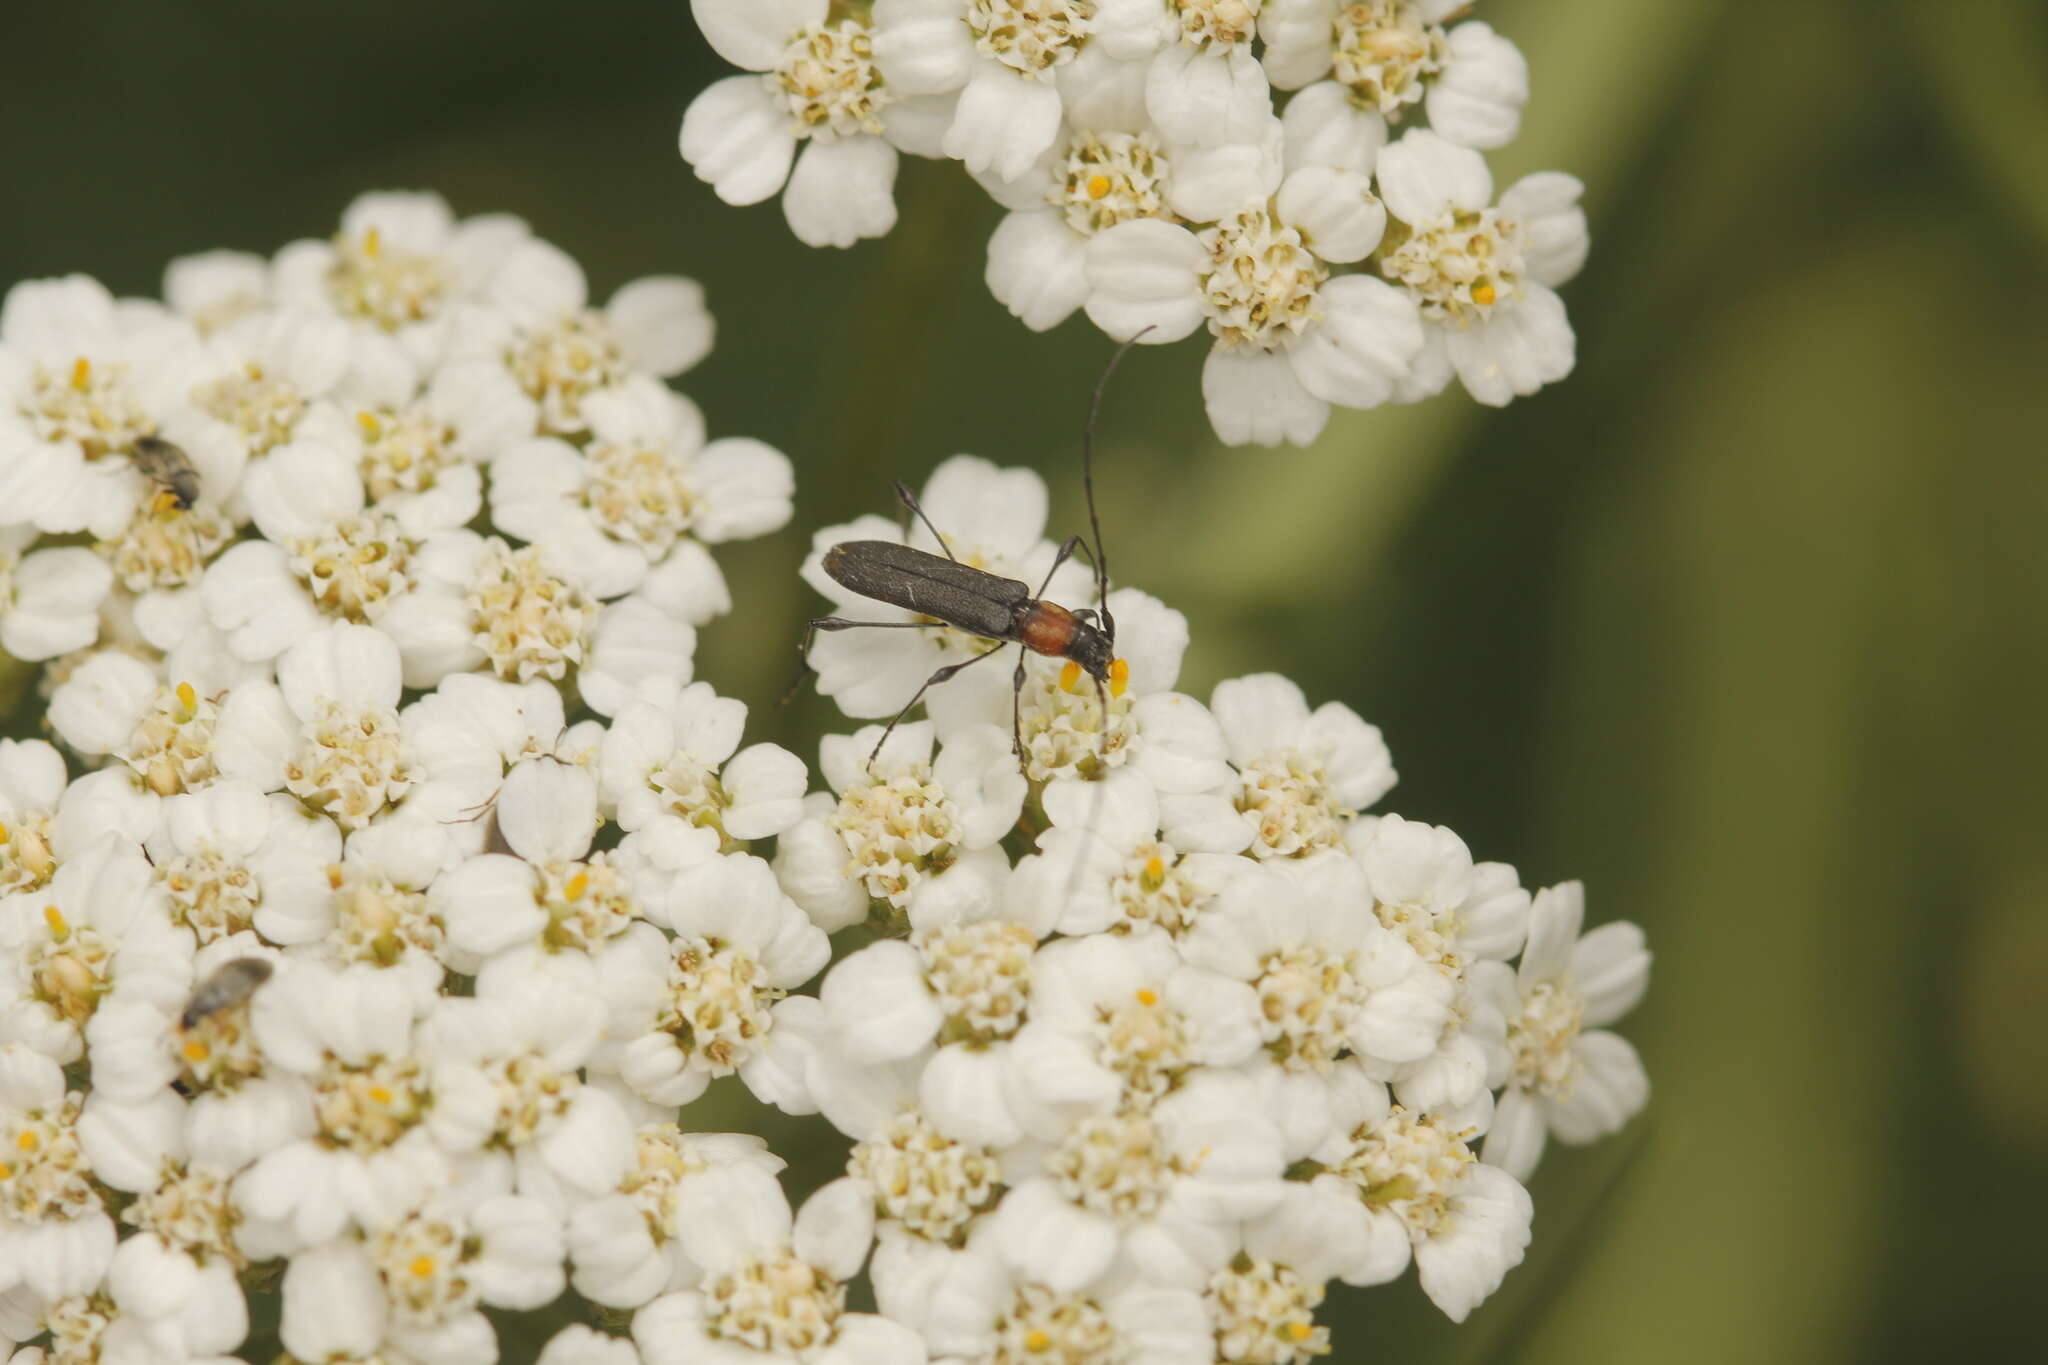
[1081,328,1152,641]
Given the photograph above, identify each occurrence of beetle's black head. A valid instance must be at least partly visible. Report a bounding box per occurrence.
[1068,618,1114,682]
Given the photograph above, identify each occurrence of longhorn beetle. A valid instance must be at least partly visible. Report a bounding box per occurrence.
[798,336,1146,766]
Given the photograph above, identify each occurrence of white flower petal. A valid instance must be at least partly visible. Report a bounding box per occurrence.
[1548,1030,1650,1143]
[280,1241,386,1359]
[943,64,1065,182]
[985,212,1089,333]
[872,0,979,95]
[679,76,799,207]
[1360,813,1470,909]
[1201,346,1329,447]
[1082,219,1206,343]
[277,622,402,716]
[692,438,794,542]
[1055,40,1153,128]
[1426,23,1528,151]
[1375,127,1493,226]
[2,548,111,661]
[915,454,1049,561]
[880,92,962,158]
[1259,0,1340,89]
[1165,126,1285,223]
[1519,880,1583,983]
[200,541,320,663]
[814,1313,925,1365]
[989,1179,1116,1292]
[1444,281,1574,406]
[1281,79,1388,173]
[471,1194,569,1308]
[720,743,808,840]
[1210,672,1309,762]
[489,239,589,326]
[691,0,827,71]
[243,439,364,544]
[793,1176,875,1283]
[20,1214,116,1301]
[1288,274,1424,409]
[785,138,900,249]
[821,941,942,1063]
[1412,1164,1531,1322]
[1480,1085,1548,1181]
[1093,0,1175,60]
[1145,45,1272,148]
[773,809,869,933]
[1501,171,1590,288]
[637,540,732,626]
[672,1165,792,1276]
[1243,1181,1371,1287]
[568,1195,670,1309]
[609,276,715,379]
[1573,919,1652,1025]
[918,1043,1022,1148]
[1276,166,1384,264]
[540,1323,644,1365]
[497,758,599,863]
[46,652,155,756]
[434,855,546,958]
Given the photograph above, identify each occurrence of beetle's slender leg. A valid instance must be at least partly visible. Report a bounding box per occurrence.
[894,482,959,563]
[867,643,1009,768]
[803,615,950,653]
[1012,649,1029,763]
[783,618,952,708]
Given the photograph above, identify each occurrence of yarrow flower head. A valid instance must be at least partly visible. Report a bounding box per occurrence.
[679,0,1583,444]
[683,0,960,248]
[0,192,815,1361]
[768,449,1650,1347]
[1261,2,1529,149]
[1371,127,1588,405]
[0,209,1645,1362]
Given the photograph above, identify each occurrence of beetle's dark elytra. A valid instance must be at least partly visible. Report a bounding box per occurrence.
[822,540,1027,641]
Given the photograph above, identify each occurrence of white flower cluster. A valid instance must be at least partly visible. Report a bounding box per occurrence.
[769,454,1653,1355]
[680,0,1589,445]
[0,190,820,1363]
[0,202,1648,1363]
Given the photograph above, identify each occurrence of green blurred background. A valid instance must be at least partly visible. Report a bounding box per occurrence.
[5,1,2046,1360]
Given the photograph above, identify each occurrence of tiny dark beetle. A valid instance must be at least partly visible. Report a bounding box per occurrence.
[797,337,1144,764]
[180,956,273,1030]
[131,434,202,513]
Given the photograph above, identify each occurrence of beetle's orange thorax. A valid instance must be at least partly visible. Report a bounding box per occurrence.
[1017,601,1080,658]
